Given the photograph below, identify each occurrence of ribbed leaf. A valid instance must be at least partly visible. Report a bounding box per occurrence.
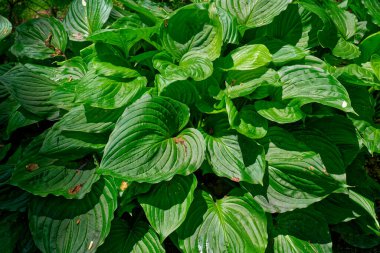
[0,15,11,42]
[40,105,118,160]
[72,68,147,109]
[175,190,268,253]
[153,52,213,81]
[10,133,100,199]
[216,0,292,28]
[99,96,206,183]
[254,101,305,124]
[255,4,321,49]
[252,127,344,213]
[202,115,266,184]
[279,65,355,113]
[0,65,59,118]
[98,219,165,253]
[10,18,67,60]
[64,0,113,41]
[362,0,380,26]
[160,3,222,61]
[225,99,268,139]
[138,174,197,241]
[225,68,279,98]
[29,176,118,253]
[332,37,361,60]
[219,44,271,71]
[158,79,199,106]
[273,209,332,253]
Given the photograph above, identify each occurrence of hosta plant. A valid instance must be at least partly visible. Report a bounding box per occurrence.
[0,0,380,252]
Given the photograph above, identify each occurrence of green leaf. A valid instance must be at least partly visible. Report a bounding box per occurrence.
[88,26,159,55]
[97,218,165,253]
[158,79,199,106]
[153,52,213,81]
[254,100,305,124]
[324,0,357,40]
[362,0,380,27]
[279,65,355,113]
[175,190,268,253]
[273,209,332,253]
[252,127,344,213]
[335,64,379,87]
[225,99,268,139]
[359,31,380,62]
[255,4,321,49]
[29,176,118,253]
[216,0,292,29]
[219,44,271,71]
[72,68,147,109]
[99,96,206,183]
[0,15,11,42]
[0,65,59,119]
[40,105,119,160]
[160,3,222,61]
[332,37,361,60]
[64,0,113,41]
[138,174,197,241]
[225,68,280,99]
[202,114,266,184]
[10,18,67,60]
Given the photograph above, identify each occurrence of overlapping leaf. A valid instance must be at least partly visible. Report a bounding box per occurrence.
[10,18,67,60]
[99,96,205,183]
[29,176,117,253]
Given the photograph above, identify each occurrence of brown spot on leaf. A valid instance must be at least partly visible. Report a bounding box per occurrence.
[174,137,187,153]
[68,184,83,195]
[44,33,53,49]
[208,128,214,135]
[26,163,39,172]
[76,219,80,225]
[164,19,169,27]
[231,177,240,182]
[120,181,128,191]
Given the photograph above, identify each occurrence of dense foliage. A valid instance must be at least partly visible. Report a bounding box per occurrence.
[0,0,380,252]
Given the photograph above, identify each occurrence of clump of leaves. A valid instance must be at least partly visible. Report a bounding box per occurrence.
[0,0,380,252]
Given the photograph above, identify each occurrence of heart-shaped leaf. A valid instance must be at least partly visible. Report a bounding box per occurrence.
[29,176,118,253]
[99,95,206,183]
[175,190,268,253]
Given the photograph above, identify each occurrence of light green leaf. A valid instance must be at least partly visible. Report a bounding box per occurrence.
[176,190,268,253]
[254,100,305,124]
[252,127,344,213]
[273,209,332,253]
[332,37,361,60]
[64,0,113,41]
[0,65,59,119]
[10,18,67,60]
[279,65,355,113]
[201,114,266,184]
[88,26,159,55]
[219,44,271,71]
[225,99,268,139]
[362,0,380,26]
[370,54,380,80]
[216,6,239,44]
[335,64,379,87]
[160,3,222,61]
[225,68,280,98]
[73,68,147,109]
[0,15,11,42]
[99,96,206,183]
[324,0,357,40]
[97,218,165,253]
[29,177,118,253]
[153,52,213,81]
[216,0,292,29]
[138,175,197,241]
